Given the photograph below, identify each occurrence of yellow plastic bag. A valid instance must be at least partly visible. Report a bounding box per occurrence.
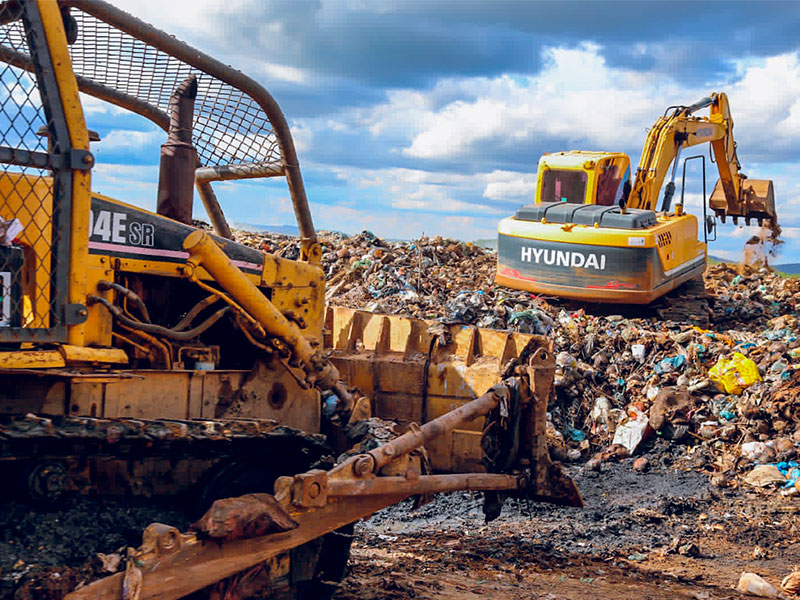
[708,352,762,395]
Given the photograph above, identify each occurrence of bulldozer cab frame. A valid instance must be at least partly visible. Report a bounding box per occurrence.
[0,0,316,346]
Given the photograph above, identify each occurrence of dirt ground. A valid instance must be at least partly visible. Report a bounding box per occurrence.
[333,449,799,600]
[1,446,797,599]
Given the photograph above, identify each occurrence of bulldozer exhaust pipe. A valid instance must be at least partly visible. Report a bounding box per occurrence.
[157,75,198,224]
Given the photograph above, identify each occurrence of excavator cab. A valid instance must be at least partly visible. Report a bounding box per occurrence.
[534,151,631,206]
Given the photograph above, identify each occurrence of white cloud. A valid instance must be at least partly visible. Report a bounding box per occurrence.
[328,166,521,215]
[725,54,800,158]
[291,124,313,155]
[79,93,127,117]
[355,43,800,177]
[91,164,159,211]
[262,62,311,85]
[97,129,162,151]
[108,0,248,39]
[373,43,674,161]
[482,170,537,200]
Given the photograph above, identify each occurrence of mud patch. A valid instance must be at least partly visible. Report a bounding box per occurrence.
[362,456,712,557]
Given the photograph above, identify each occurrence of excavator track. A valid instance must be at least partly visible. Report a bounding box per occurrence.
[653,275,712,327]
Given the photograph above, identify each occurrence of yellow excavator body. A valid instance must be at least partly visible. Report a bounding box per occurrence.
[497,94,777,305]
[497,208,706,304]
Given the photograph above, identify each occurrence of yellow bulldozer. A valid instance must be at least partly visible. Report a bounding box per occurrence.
[0,2,580,599]
[496,92,778,320]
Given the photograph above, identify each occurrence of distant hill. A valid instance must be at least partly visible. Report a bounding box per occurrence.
[774,263,800,275]
[230,222,299,236]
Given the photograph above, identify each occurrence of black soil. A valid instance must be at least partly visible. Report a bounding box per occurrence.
[0,497,189,600]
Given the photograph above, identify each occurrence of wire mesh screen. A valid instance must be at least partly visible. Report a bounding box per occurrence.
[0,4,61,333]
[66,8,282,168]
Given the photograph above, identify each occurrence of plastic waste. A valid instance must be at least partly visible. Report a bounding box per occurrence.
[735,572,778,598]
[741,441,775,463]
[567,427,586,442]
[776,461,800,488]
[591,397,611,425]
[321,393,339,418]
[653,354,686,374]
[556,352,578,370]
[708,352,762,395]
[612,409,650,453]
[631,343,646,362]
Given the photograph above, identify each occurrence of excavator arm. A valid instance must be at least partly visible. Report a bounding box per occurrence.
[628,92,776,226]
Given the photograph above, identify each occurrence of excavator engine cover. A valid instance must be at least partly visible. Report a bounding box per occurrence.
[496,202,706,304]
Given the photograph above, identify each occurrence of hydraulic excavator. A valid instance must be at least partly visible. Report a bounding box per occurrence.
[0,2,580,599]
[496,92,777,318]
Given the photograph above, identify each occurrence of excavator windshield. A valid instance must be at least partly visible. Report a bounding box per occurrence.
[596,158,629,206]
[539,168,587,204]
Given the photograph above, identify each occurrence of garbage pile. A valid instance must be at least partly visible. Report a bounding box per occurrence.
[235,228,800,494]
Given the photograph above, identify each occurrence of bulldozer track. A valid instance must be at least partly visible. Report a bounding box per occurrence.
[0,414,329,502]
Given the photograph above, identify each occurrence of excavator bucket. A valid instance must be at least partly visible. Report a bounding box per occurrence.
[710,178,776,225]
[325,306,557,473]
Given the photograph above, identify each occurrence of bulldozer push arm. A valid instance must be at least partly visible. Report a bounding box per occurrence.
[67,347,581,600]
[629,92,776,225]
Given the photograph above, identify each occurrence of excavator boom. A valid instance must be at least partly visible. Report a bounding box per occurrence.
[629,92,776,226]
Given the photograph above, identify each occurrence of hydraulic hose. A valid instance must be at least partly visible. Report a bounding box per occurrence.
[89,295,230,341]
[97,280,151,323]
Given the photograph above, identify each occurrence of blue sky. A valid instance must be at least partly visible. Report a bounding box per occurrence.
[89,0,800,263]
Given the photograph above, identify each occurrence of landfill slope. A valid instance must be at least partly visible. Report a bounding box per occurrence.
[237,228,800,487]
[235,228,800,599]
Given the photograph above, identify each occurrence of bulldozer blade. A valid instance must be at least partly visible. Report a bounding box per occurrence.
[325,307,557,473]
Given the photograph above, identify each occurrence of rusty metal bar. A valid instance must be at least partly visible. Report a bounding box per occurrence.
[195,181,233,239]
[328,473,521,497]
[333,385,505,478]
[195,160,284,183]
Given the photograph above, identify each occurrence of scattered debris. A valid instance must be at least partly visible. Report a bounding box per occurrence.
[744,465,789,488]
[735,572,779,598]
[782,571,800,596]
[235,229,800,493]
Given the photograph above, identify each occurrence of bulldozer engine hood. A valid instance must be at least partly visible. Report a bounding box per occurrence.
[88,196,263,275]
